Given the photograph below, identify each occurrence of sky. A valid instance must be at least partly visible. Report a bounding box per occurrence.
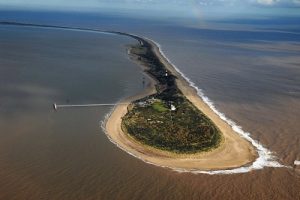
[0,0,300,19]
[1,0,300,7]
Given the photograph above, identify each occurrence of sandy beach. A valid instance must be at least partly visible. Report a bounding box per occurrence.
[105,37,257,171]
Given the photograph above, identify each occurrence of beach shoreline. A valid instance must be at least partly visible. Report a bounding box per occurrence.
[0,22,285,172]
[105,37,258,171]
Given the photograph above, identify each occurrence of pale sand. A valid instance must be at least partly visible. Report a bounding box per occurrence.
[105,38,257,171]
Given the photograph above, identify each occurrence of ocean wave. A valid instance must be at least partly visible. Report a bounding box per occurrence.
[101,32,287,175]
[102,35,287,175]
[3,23,288,174]
[147,38,287,174]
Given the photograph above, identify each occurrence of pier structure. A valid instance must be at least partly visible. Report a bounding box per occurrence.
[53,103,124,110]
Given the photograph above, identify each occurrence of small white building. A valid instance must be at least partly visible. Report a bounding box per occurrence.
[171,104,176,111]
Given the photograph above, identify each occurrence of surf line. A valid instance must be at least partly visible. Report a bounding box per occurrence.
[3,21,289,174]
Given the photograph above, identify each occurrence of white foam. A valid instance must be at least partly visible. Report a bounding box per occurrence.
[294,160,300,165]
[148,38,286,174]
[101,33,287,175]
[8,25,287,174]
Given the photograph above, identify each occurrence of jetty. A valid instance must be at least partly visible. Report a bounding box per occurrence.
[53,103,125,110]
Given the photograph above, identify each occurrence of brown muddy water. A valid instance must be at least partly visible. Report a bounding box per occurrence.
[0,25,299,200]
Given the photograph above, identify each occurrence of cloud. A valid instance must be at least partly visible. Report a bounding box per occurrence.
[1,0,300,10]
[256,0,278,5]
[194,0,300,6]
[254,0,300,7]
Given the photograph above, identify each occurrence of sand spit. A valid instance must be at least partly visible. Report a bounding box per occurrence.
[0,22,283,173]
[105,36,261,172]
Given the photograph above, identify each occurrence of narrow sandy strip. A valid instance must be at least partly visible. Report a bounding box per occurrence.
[0,22,283,172]
[105,38,258,171]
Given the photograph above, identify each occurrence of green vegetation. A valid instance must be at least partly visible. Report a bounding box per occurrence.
[152,101,168,112]
[122,40,222,154]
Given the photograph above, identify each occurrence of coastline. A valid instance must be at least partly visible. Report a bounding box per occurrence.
[0,22,283,172]
[105,37,258,171]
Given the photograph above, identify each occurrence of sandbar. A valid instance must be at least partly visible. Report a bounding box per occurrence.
[105,35,257,171]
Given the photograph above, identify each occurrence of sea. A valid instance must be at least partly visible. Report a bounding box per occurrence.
[0,11,299,199]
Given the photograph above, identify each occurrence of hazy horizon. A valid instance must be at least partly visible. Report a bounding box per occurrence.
[1,0,300,20]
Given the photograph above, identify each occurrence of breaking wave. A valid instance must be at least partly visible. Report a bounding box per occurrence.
[147,38,287,174]
[94,31,289,175]
[2,22,288,174]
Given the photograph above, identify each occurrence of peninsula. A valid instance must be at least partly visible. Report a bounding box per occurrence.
[106,35,257,171]
[0,22,257,170]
